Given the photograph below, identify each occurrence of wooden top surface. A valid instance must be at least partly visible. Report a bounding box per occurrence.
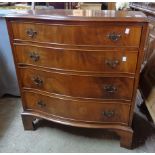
[5,9,148,22]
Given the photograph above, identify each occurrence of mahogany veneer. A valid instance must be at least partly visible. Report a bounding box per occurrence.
[6,9,148,149]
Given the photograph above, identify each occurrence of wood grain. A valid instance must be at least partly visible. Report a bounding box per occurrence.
[14,44,138,74]
[19,66,135,101]
[11,22,142,47]
[23,90,131,125]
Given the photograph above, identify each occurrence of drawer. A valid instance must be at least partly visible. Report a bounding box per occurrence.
[19,67,134,101]
[23,91,131,125]
[12,22,142,47]
[15,44,138,74]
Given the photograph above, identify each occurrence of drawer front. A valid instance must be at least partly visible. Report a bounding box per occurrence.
[15,45,138,74]
[19,67,134,101]
[12,22,142,47]
[23,91,130,125]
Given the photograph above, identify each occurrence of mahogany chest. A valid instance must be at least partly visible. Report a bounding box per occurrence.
[6,10,148,149]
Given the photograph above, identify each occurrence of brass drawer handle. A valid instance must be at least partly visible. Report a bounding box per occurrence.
[37,100,46,108]
[29,52,40,62]
[105,59,119,68]
[107,32,121,41]
[102,111,115,118]
[32,76,43,86]
[104,85,117,93]
[26,28,37,38]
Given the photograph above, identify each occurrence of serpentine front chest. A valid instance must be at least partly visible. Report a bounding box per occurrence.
[6,9,148,149]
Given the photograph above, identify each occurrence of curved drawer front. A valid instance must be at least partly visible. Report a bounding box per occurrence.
[19,67,134,101]
[12,22,141,47]
[23,91,130,125]
[15,45,138,74]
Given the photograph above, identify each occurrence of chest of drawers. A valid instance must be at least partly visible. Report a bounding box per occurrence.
[6,10,148,149]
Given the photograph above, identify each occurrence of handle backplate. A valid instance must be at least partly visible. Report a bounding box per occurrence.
[32,76,43,86]
[102,110,115,118]
[29,52,40,62]
[104,85,117,93]
[107,32,121,41]
[105,59,119,68]
[37,100,46,108]
[26,29,37,38]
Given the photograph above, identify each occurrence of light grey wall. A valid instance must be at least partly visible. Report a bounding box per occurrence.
[0,16,19,97]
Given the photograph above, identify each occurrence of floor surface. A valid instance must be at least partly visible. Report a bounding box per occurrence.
[0,96,155,153]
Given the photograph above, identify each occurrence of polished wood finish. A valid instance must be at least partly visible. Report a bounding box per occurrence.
[12,22,142,47]
[5,9,147,22]
[21,110,133,149]
[19,67,134,101]
[6,10,148,149]
[14,44,138,74]
[21,114,36,130]
[23,91,130,124]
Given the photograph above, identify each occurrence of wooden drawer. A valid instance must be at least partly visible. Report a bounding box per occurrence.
[14,44,138,74]
[23,91,131,125]
[12,22,142,47]
[19,67,134,101]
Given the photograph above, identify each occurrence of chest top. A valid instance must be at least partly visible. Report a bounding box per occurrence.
[5,9,147,22]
